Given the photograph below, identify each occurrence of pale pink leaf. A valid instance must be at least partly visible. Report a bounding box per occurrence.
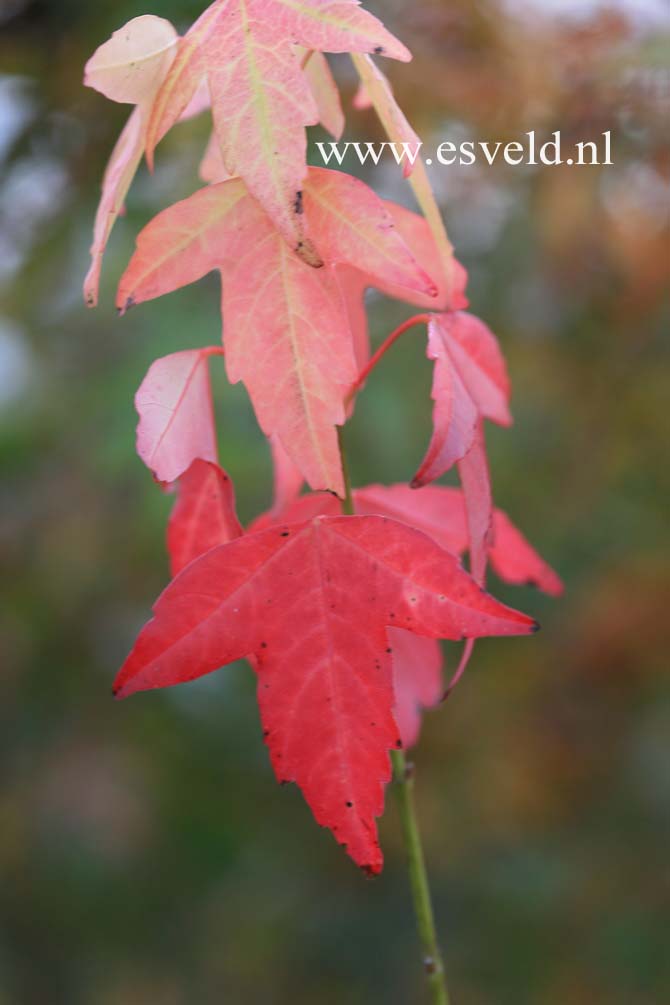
[84,16,178,106]
[135,348,219,484]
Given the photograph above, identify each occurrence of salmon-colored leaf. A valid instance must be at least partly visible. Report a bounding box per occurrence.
[117,169,434,495]
[381,202,469,312]
[115,514,537,871]
[145,0,409,261]
[306,169,437,296]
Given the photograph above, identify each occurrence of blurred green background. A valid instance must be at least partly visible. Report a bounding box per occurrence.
[1,1,668,1002]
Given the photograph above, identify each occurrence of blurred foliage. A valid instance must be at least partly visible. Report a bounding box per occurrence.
[0,1,668,1003]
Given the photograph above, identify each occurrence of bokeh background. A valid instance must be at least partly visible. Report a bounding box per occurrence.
[1,1,668,1002]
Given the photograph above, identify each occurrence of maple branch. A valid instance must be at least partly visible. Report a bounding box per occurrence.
[391,750,450,1005]
[348,313,431,403]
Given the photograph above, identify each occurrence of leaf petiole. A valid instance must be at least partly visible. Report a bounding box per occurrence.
[347,312,432,405]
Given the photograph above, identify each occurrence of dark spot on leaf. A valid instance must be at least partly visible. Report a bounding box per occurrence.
[280,531,290,537]
[260,641,267,648]
[346,801,353,808]
[374,46,384,54]
[293,190,303,215]
[386,648,392,654]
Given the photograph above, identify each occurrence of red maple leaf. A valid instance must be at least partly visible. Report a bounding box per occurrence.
[167,460,243,577]
[115,513,537,872]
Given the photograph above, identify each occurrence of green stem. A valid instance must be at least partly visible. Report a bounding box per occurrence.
[391,750,450,1005]
[337,426,355,516]
[337,428,450,1003]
